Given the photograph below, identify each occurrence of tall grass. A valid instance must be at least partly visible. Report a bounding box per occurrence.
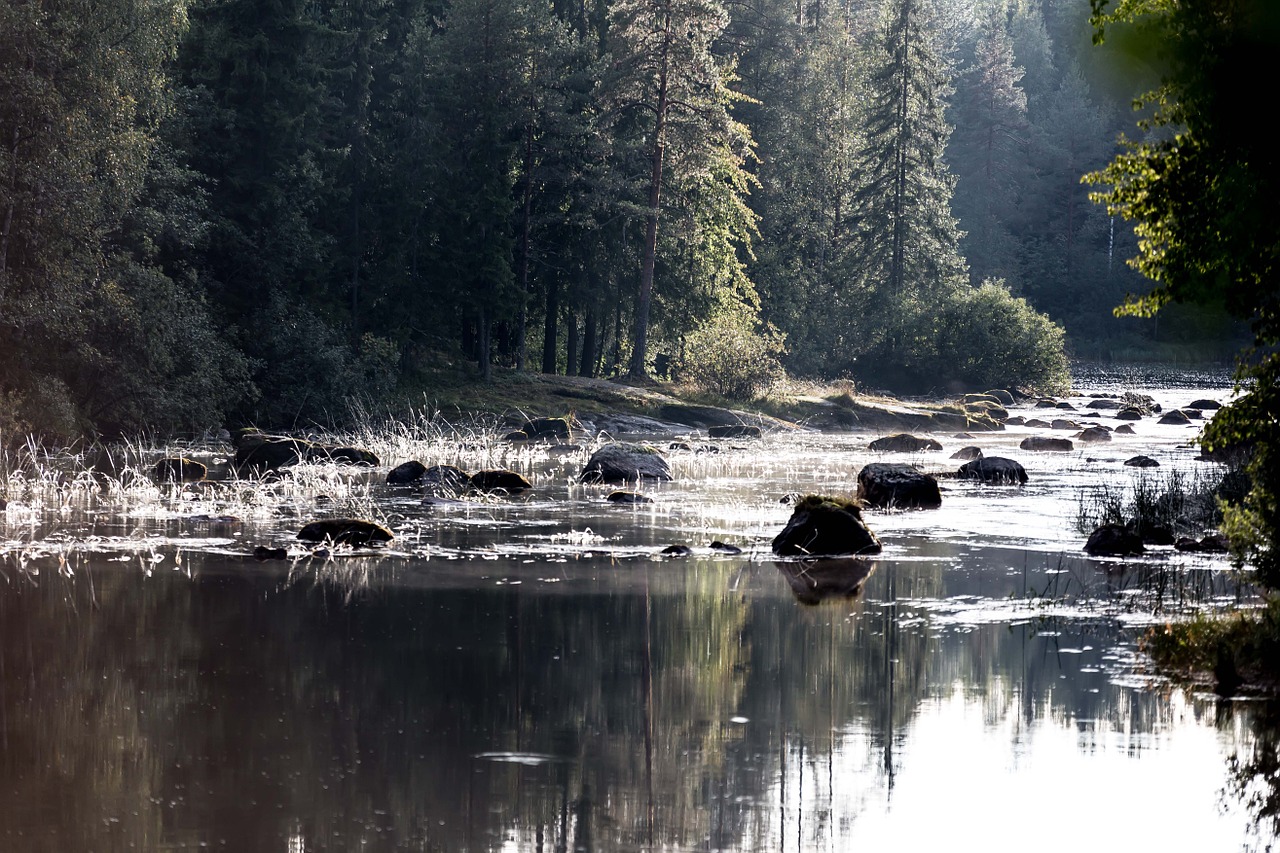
[1075,468,1224,536]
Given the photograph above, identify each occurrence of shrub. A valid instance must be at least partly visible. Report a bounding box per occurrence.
[680,313,786,401]
[913,279,1070,394]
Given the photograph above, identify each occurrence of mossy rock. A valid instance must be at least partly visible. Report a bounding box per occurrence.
[772,495,882,556]
[297,518,393,547]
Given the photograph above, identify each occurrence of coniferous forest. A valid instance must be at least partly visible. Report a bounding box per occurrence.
[0,0,1246,438]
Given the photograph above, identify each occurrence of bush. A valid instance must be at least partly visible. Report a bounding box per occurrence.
[679,315,786,401]
[911,280,1070,394]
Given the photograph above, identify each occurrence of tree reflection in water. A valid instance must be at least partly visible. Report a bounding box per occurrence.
[1223,701,1280,850]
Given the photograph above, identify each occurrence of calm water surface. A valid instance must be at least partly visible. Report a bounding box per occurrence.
[2,366,1276,851]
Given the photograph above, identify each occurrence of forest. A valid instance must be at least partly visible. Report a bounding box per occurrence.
[0,0,1247,438]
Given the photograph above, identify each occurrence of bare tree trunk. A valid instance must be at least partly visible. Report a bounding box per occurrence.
[629,11,672,378]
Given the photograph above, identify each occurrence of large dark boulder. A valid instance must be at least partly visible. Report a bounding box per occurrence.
[1087,398,1123,410]
[1050,419,1081,430]
[471,470,532,492]
[297,518,394,547]
[1187,399,1221,410]
[1084,523,1144,556]
[775,559,876,605]
[856,463,942,510]
[581,443,672,483]
[868,433,943,453]
[1115,407,1144,421]
[386,460,428,484]
[772,496,882,556]
[1076,426,1112,443]
[234,434,316,471]
[1158,410,1193,425]
[153,457,207,482]
[951,446,983,461]
[957,456,1028,484]
[1020,436,1074,452]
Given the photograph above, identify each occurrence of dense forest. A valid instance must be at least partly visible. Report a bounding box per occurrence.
[0,0,1243,437]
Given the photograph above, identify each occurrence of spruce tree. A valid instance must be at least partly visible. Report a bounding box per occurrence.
[847,0,966,364]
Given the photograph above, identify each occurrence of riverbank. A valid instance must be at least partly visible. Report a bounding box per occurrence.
[391,368,1009,436]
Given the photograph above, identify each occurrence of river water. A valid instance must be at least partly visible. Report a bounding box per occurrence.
[2,365,1276,852]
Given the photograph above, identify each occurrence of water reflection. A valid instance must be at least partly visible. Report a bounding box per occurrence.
[774,559,876,605]
[0,553,1266,851]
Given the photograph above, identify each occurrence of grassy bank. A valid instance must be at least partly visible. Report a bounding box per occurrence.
[1144,598,1280,696]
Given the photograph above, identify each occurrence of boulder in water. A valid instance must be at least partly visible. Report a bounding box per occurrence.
[772,495,882,557]
[957,456,1028,484]
[856,463,942,510]
[581,443,672,483]
[868,433,942,453]
[1083,524,1144,557]
[297,518,393,547]
[471,470,532,492]
[1020,436,1074,452]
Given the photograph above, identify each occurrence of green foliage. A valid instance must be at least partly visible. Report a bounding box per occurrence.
[1074,467,1223,536]
[915,280,1070,393]
[1089,0,1280,586]
[1143,597,1280,686]
[679,305,786,401]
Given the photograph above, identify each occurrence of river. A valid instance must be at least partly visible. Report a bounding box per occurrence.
[1,365,1275,852]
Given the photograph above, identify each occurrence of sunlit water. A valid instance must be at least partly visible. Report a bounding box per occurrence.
[2,365,1277,851]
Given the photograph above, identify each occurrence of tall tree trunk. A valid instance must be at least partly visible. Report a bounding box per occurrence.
[580,303,598,377]
[566,308,579,377]
[515,112,535,370]
[543,275,559,374]
[629,12,672,378]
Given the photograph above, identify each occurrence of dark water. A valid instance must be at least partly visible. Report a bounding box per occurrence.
[1,368,1277,851]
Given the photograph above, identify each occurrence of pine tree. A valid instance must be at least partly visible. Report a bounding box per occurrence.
[847,0,966,362]
[608,0,753,377]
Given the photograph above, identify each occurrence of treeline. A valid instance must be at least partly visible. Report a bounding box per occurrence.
[0,0,1209,437]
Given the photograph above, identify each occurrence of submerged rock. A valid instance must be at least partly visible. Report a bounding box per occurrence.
[153,457,208,482]
[1020,436,1074,452]
[710,541,743,554]
[421,464,472,493]
[607,490,653,505]
[581,443,672,483]
[296,518,393,547]
[856,463,942,510]
[662,544,693,557]
[470,470,532,492]
[868,433,943,453]
[1124,455,1160,468]
[957,456,1028,484]
[950,446,983,461]
[772,495,882,557]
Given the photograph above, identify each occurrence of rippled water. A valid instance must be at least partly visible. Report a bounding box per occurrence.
[2,366,1277,852]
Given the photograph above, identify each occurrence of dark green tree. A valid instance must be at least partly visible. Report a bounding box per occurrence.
[0,0,200,438]
[846,0,967,373]
[608,0,754,377]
